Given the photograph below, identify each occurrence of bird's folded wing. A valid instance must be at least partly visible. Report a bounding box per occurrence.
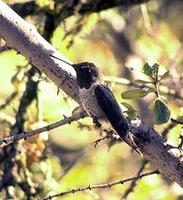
[94,84,129,138]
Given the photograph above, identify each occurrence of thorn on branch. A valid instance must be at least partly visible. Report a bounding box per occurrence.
[42,170,158,200]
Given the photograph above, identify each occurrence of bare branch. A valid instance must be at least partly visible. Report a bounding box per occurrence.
[57,0,151,22]
[162,116,183,137]
[0,111,86,148]
[11,1,39,17]
[127,121,183,187]
[0,91,18,111]
[92,131,120,148]
[43,170,158,200]
[10,0,151,20]
[171,118,183,125]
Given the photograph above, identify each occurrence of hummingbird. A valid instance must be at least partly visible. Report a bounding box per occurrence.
[50,55,129,140]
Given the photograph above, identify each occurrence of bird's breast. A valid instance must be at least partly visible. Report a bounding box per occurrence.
[79,84,105,119]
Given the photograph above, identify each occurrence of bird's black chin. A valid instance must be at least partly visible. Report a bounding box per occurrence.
[77,76,94,89]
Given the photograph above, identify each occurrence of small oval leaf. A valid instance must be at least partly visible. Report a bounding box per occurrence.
[134,79,152,84]
[121,102,138,119]
[153,99,170,124]
[143,63,153,77]
[121,89,150,99]
[121,102,136,112]
[152,63,159,71]
[125,111,138,120]
[160,70,170,80]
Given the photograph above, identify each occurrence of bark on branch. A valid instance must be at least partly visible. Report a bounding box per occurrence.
[0,0,183,188]
[0,0,79,102]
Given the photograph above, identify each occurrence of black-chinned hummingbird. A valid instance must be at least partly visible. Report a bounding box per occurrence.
[50,55,129,140]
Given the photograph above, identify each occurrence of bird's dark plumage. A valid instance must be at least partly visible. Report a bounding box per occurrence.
[95,84,129,139]
[73,62,99,89]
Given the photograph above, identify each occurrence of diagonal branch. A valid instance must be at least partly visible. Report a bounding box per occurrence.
[10,1,40,17]
[0,111,86,148]
[43,169,158,200]
[10,0,151,20]
[0,0,79,103]
[55,0,151,21]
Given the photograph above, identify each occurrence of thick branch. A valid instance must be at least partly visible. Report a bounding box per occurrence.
[128,122,183,187]
[56,0,151,21]
[10,0,151,20]
[0,0,79,102]
[0,1,183,188]
[11,1,39,17]
[78,0,150,12]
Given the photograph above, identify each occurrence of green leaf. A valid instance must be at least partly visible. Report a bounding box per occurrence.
[121,102,136,111]
[125,111,138,120]
[160,70,170,80]
[134,79,152,84]
[121,102,137,120]
[152,63,159,71]
[121,89,151,99]
[153,99,171,124]
[143,63,153,77]
[72,106,82,115]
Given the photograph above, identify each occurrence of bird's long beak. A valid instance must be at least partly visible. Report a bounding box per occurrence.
[50,54,75,68]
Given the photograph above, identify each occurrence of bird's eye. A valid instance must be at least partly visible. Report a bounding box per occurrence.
[83,67,90,73]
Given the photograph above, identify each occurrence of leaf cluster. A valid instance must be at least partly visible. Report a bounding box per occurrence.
[121,63,171,124]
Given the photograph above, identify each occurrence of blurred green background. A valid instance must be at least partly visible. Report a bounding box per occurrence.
[0,0,183,199]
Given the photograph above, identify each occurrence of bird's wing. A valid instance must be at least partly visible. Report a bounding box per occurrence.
[94,84,129,138]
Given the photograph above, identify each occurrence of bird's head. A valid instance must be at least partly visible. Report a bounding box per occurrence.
[50,55,100,89]
[72,62,99,89]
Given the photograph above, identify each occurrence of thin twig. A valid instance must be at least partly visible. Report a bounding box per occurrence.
[92,134,109,148]
[178,135,183,149]
[171,118,183,125]
[0,91,18,111]
[140,4,152,34]
[0,111,86,147]
[121,160,148,199]
[42,170,158,200]
[162,116,183,137]
[104,76,183,101]
[92,132,120,148]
